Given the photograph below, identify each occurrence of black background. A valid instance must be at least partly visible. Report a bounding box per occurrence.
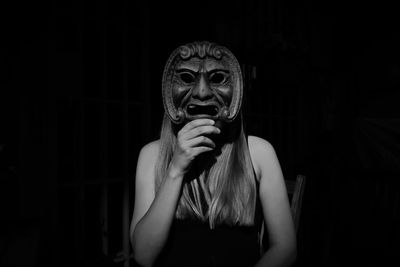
[1,0,399,266]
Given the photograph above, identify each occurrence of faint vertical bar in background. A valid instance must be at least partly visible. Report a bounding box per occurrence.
[101,0,110,256]
[122,179,130,267]
[101,182,109,256]
[122,0,131,266]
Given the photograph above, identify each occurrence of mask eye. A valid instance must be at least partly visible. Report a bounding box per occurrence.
[179,72,195,84]
[209,72,227,84]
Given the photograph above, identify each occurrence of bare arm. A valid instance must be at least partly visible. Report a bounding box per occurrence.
[249,136,297,267]
[130,141,184,267]
[130,119,220,267]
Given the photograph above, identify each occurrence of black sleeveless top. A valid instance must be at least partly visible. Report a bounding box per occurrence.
[154,186,264,267]
[153,137,264,267]
[154,217,262,267]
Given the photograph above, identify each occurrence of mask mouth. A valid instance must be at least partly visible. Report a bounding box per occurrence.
[185,103,220,120]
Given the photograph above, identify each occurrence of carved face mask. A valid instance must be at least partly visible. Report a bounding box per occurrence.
[162,41,243,124]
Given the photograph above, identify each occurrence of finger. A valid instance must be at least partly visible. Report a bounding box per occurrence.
[185,136,216,149]
[191,146,215,157]
[184,125,220,140]
[180,119,215,134]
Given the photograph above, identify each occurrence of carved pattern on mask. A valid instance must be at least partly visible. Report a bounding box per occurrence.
[162,41,243,124]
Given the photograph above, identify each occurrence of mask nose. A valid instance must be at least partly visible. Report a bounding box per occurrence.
[192,74,213,101]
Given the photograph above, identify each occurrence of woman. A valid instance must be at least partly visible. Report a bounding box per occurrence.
[130,41,296,267]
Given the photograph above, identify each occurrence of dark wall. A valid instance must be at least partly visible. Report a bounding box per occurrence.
[1,0,399,266]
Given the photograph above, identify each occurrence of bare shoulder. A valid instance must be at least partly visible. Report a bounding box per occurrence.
[247,135,279,181]
[248,135,276,163]
[138,139,160,160]
[130,140,161,235]
[248,135,274,154]
[136,140,160,182]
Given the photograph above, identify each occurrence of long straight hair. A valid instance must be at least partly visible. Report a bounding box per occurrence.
[155,113,257,228]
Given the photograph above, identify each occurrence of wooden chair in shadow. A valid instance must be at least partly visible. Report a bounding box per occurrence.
[260,174,307,252]
[286,174,307,233]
